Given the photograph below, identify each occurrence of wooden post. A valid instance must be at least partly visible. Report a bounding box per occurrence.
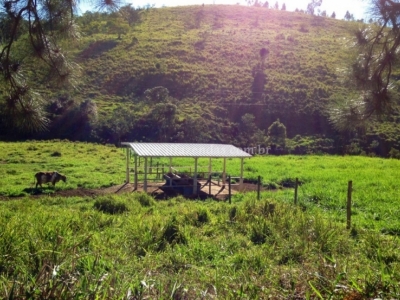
[126,147,130,183]
[144,157,148,192]
[209,174,212,196]
[149,157,152,174]
[222,158,226,185]
[228,176,231,204]
[294,177,299,205]
[347,180,352,230]
[156,162,159,179]
[134,155,138,190]
[193,158,198,195]
[257,175,261,200]
[239,158,244,190]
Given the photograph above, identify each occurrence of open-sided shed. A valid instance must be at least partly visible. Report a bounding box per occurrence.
[121,143,252,195]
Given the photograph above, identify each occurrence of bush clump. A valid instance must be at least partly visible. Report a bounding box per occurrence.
[136,192,154,207]
[196,209,209,226]
[157,216,187,251]
[229,206,237,222]
[93,197,129,214]
[249,217,273,245]
[50,151,62,157]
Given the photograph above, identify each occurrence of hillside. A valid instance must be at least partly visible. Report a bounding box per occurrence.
[6,5,400,155]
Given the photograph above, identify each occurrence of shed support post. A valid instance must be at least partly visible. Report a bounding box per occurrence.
[240,158,244,190]
[126,148,130,183]
[222,158,226,185]
[144,157,148,192]
[193,157,198,195]
[134,154,138,190]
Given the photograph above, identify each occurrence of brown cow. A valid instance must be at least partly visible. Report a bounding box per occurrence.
[34,171,67,188]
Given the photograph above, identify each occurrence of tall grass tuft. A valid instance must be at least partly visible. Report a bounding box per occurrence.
[158,216,187,251]
[249,216,274,245]
[135,192,154,207]
[196,208,209,226]
[93,197,129,214]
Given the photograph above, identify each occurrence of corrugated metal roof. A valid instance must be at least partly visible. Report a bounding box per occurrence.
[121,143,252,158]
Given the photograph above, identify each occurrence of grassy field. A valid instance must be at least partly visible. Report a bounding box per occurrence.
[1,189,399,298]
[0,140,127,196]
[1,141,400,298]
[2,141,399,232]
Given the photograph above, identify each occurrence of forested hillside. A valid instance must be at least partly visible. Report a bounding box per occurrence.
[2,5,400,156]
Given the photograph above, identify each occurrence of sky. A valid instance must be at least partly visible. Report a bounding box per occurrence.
[87,0,370,20]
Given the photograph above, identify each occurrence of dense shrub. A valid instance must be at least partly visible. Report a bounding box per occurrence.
[389,148,400,159]
[287,135,335,154]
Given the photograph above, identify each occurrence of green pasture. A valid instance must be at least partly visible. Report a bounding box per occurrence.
[1,141,400,298]
[1,141,400,233]
[153,155,400,232]
[0,193,399,298]
[0,140,127,196]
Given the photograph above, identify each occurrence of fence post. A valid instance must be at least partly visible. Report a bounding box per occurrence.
[149,157,152,174]
[294,177,299,205]
[257,175,261,200]
[156,162,159,179]
[347,180,352,230]
[209,174,212,196]
[228,176,231,204]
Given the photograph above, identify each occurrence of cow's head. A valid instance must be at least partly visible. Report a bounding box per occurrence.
[60,174,67,183]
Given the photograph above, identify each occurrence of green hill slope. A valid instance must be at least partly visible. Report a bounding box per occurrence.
[11,5,399,155]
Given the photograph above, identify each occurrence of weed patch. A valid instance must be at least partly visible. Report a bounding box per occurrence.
[93,197,128,214]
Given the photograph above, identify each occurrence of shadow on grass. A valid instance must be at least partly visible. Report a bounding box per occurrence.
[23,187,55,195]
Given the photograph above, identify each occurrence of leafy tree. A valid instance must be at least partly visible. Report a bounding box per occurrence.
[344,10,352,20]
[281,3,286,10]
[252,129,267,146]
[267,118,286,147]
[240,113,258,144]
[94,106,135,145]
[320,10,327,17]
[274,1,279,9]
[0,0,120,133]
[107,17,130,39]
[331,11,336,18]
[263,1,269,8]
[241,113,257,132]
[144,86,170,103]
[150,103,177,142]
[45,99,98,141]
[259,47,269,68]
[175,117,211,143]
[306,0,322,15]
[119,4,141,26]
[330,0,400,131]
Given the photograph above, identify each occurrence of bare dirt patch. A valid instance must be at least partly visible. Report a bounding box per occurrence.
[0,182,267,202]
[0,184,134,201]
